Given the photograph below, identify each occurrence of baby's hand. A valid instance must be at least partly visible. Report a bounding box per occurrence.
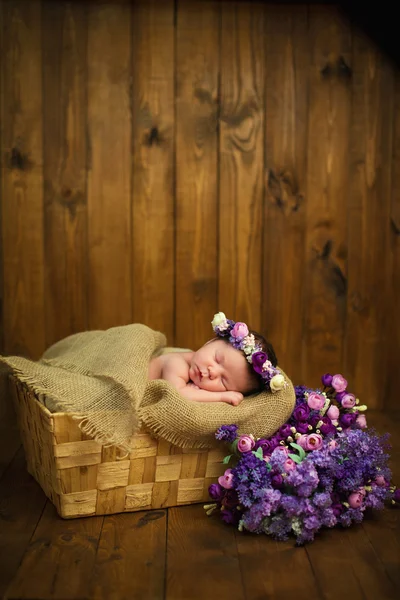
[220,391,243,406]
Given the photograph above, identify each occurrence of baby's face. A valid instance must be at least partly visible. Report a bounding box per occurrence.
[188,339,254,394]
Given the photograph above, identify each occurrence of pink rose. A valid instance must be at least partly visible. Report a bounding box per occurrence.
[305,433,323,451]
[341,393,356,408]
[348,492,363,509]
[284,458,296,472]
[218,469,234,489]
[356,414,367,429]
[230,322,249,341]
[375,476,386,487]
[328,439,338,452]
[297,434,309,450]
[332,374,348,393]
[327,405,340,420]
[237,435,255,453]
[307,392,325,411]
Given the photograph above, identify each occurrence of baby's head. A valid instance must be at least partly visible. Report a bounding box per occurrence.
[188,324,278,396]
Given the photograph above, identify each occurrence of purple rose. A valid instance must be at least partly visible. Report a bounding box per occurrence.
[293,404,310,422]
[393,488,400,503]
[221,509,238,524]
[309,415,320,428]
[319,416,336,436]
[341,393,356,408]
[335,391,346,402]
[332,374,348,393]
[230,322,249,341]
[296,422,310,434]
[321,373,333,387]
[279,424,292,439]
[254,439,274,456]
[332,503,344,517]
[208,483,224,501]
[340,413,357,429]
[223,490,239,508]
[271,474,284,488]
[252,351,268,375]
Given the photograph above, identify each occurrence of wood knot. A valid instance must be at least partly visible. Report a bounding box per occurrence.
[266,168,303,214]
[320,55,352,79]
[144,126,162,146]
[9,147,32,170]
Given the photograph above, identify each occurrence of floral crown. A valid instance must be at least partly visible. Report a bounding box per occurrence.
[211,312,286,393]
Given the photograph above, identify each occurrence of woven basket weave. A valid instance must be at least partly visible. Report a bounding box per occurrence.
[10,378,226,519]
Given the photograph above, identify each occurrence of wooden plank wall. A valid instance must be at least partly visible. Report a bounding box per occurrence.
[0,0,398,410]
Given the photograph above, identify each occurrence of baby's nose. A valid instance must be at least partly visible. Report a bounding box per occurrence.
[208,365,219,379]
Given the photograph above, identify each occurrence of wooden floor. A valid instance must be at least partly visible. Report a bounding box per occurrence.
[0,411,399,600]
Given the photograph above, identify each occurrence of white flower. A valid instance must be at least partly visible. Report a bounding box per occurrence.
[262,360,272,371]
[270,373,285,392]
[211,312,227,329]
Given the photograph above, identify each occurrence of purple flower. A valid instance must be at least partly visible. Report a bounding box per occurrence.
[335,391,346,402]
[321,373,333,387]
[223,490,239,508]
[340,413,357,429]
[332,503,344,517]
[215,424,238,443]
[393,488,400,504]
[252,351,268,375]
[319,416,336,436]
[209,483,224,501]
[254,439,273,456]
[279,424,292,439]
[221,509,240,525]
[296,422,310,434]
[230,322,249,341]
[238,435,255,453]
[271,474,284,488]
[293,404,311,422]
[341,393,356,408]
[304,515,321,530]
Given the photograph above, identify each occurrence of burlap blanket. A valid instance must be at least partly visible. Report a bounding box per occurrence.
[0,324,296,452]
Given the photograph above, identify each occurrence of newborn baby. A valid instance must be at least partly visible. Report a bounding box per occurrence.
[148,312,283,406]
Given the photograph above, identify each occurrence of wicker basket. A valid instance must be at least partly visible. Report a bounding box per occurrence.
[10,378,226,519]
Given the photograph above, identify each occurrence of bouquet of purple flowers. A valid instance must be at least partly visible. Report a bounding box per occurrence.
[205,373,400,545]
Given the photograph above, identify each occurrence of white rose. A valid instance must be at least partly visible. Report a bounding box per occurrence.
[270,374,285,392]
[211,312,227,329]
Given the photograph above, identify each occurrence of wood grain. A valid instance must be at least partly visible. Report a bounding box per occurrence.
[303,6,351,387]
[175,0,219,349]
[386,72,400,410]
[263,5,309,380]
[6,501,103,600]
[87,1,132,330]
[0,0,4,357]
[42,0,88,347]
[166,504,245,600]
[219,1,264,331]
[90,511,167,600]
[344,31,394,408]
[131,0,175,341]
[0,449,46,598]
[0,0,45,358]
[236,533,320,599]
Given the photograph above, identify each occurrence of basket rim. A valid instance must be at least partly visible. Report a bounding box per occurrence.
[10,375,82,420]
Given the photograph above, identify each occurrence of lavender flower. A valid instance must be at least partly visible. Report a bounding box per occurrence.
[215,424,238,443]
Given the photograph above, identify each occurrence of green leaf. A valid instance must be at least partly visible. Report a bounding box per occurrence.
[222,454,232,465]
[290,442,306,460]
[230,439,239,454]
[251,447,264,462]
[288,453,302,464]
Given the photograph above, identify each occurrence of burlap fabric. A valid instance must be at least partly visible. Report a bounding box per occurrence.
[0,324,296,451]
